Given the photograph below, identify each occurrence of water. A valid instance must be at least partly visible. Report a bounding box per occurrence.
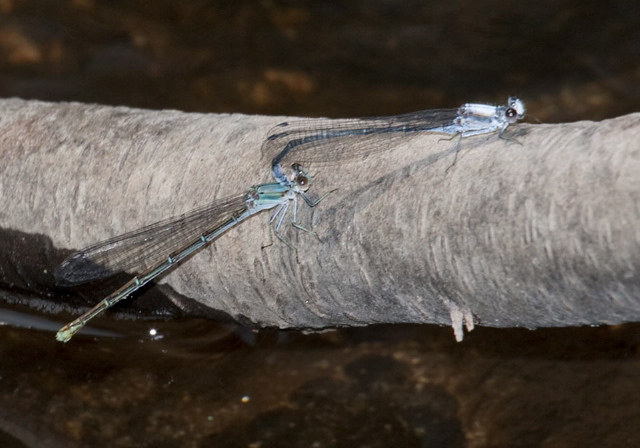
[2,305,639,447]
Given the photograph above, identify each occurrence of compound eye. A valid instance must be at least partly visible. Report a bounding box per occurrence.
[290,163,311,190]
[505,107,519,122]
[296,174,309,187]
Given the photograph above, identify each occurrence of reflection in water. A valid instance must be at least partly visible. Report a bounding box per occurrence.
[0,308,122,339]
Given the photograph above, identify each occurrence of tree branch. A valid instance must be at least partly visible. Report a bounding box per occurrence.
[1,98,639,340]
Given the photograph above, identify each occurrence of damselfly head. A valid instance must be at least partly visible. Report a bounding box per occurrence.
[291,163,312,192]
[506,97,526,123]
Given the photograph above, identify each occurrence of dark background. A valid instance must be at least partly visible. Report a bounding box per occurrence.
[1,1,639,447]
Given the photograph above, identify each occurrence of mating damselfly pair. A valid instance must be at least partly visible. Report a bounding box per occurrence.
[54,97,526,342]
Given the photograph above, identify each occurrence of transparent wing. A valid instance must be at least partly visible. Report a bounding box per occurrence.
[262,108,460,168]
[55,192,249,286]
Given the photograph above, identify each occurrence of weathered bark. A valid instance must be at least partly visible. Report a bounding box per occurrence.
[1,98,639,339]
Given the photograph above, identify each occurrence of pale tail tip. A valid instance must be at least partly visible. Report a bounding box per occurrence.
[55,324,78,343]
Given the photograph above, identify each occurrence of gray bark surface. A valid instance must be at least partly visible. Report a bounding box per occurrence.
[1,98,639,339]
